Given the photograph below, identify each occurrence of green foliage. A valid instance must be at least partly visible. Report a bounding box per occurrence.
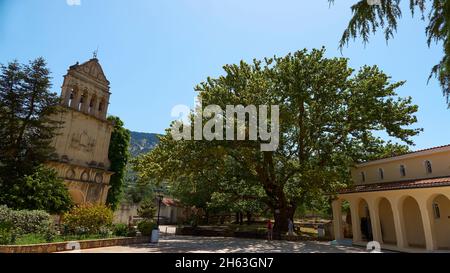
[106,116,131,210]
[62,204,113,235]
[112,223,129,237]
[137,200,156,220]
[0,205,55,244]
[0,58,64,209]
[13,233,48,245]
[331,0,450,105]
[136,200,157,236]
[12,233,115,245]
[5,165,73,214]
[122,165,156,204]
[137,220,157,236]
[134,48,420,233]
[0,205,53,235]
[0,221,15,245]
[126,226,138,237]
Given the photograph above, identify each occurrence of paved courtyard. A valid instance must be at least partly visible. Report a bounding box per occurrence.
[61,235,368,253]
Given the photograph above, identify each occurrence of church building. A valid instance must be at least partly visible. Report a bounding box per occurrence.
[332,145,450,252]
[46,57,114,205]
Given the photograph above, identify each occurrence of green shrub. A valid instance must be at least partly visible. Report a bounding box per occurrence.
[113,223,129,237]
[12,210,53,235]
[62,204,113,235]
[0,206,52,237]
[0,221,15,245]
[127,226,138,237]
[137,220,157,236]
[137,200,156,220]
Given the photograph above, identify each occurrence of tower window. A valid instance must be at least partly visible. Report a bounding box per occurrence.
[78,94,85,111]
[68,89,75,107]
[88,97,96,114]
[67,88,77,107]
[400,165,406,177]
[378,168,384,180]
[425,160,432,174]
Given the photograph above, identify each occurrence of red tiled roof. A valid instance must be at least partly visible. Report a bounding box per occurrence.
[339,176,450,194]
[358,144,450,165]
[162,197,182,207]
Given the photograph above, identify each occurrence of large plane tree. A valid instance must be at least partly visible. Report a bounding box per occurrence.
[134,48,420,235]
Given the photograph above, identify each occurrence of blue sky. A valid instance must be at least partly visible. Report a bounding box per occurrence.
[0,0,448,150]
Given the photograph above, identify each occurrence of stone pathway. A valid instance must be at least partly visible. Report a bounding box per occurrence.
[60,235,368,253]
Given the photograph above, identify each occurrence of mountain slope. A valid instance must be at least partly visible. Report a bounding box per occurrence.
[129,131,160,157]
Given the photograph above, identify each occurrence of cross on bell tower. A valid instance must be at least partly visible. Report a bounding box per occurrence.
[92,48,98,59]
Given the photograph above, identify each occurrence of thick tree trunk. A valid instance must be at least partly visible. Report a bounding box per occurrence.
[257,151,294,238]
[287,204,297,221]
[272,201,290,237]
[246,212,252,224]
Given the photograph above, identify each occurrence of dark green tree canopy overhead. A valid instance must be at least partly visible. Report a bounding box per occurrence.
[134,48,420,234]
[331,0,450,105]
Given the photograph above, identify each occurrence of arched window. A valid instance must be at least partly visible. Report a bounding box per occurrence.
[81,171,89,182]
[433,203,441,219]
[68,89,76,108]
[400,165,406,177]
[98,100,104,112]
[425,160,432,174]
[88,96,96,114]
[378,168,384,180]
[66,169,76,180]
[95,173,103,184]
[78,93,86,111]
[361,172,366,183]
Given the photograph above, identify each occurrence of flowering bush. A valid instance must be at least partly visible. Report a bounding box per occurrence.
[0,206,54,245]
[0,206,53,235]
[62,204,113,235]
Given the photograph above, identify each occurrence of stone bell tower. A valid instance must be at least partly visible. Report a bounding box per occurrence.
[47,57,114,205]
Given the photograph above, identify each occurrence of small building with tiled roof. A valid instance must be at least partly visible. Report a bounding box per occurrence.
[332,144,450,252]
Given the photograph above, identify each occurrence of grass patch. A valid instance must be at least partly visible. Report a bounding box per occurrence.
[12,233,121,246]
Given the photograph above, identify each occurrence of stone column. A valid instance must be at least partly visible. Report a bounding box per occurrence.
[89,96,97,116]
[72,89,82,110]
[349,199,362,243]
[62,87,71,106]
[389,196,407,249]
[97,98,105,119]
[367,198,383,244]
[332,199,343,241]
[101,184,111,205]
[416,196,436,251]
[82,92,91,114]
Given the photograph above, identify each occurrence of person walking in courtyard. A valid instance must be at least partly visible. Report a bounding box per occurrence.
[288,218,294,236]
[267,219,273,240]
